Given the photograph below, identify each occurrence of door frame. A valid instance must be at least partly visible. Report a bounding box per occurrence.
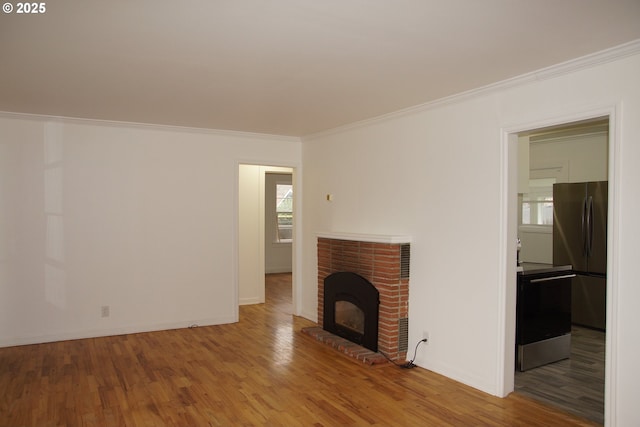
[498,104,620,425]
[236,162,300,315]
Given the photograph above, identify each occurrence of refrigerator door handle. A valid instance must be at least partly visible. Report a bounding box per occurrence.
[581,196,588,257]
[587,196,594,257]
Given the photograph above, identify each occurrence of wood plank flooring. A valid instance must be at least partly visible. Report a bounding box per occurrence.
[0,273,599,426]
[515,326,605,425]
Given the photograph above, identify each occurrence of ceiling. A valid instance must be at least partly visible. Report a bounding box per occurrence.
[1,1,639,137]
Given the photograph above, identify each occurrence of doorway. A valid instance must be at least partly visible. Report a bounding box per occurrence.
[238,164,294,312]
[265,172,293,275]
[265,172,294,312]
[512,118,608,424]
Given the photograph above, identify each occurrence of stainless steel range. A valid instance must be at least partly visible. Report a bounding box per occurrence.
[516,263,574,371]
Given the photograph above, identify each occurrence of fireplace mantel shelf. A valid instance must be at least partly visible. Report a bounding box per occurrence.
[316,231,411,244]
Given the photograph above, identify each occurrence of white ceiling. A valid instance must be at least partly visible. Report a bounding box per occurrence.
[1,1,639,136]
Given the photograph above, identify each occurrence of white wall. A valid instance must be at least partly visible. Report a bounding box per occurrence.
[301,50,640,425]
[518,226,553,264]
[238,164,264,305]
[0,115,300,346]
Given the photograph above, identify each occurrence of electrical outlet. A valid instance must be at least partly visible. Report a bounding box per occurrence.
[101,305,110,318]
[422,331,429,344]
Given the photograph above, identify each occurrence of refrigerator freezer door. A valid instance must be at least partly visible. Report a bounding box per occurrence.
[553,183,587,271]
[572,275,606,330]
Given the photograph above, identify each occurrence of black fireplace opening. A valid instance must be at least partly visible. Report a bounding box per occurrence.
[323,272,379,352]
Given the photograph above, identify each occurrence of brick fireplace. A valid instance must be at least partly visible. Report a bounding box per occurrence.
[314,232,410,362]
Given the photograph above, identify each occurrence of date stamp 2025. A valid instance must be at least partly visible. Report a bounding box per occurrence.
[3,2,47,14]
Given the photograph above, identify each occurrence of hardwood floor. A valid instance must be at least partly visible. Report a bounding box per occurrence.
[515,326,605,425]
[0,273,598,426]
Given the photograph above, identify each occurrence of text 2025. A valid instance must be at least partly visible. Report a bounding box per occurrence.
[16,2,46,13]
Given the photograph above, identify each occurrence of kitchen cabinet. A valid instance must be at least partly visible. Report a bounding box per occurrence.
[518,135,530,193]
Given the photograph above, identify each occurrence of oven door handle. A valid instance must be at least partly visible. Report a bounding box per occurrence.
[529,274,576,283]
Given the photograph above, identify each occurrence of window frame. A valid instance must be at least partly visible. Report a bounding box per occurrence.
[274,182,293,243]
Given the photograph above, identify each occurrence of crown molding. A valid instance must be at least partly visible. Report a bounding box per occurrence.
[0,110,301,143]
[303,39,640,142]
[317,231,412,244]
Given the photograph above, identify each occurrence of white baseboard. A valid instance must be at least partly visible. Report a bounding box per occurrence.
[298,309,319,323]
[265,268,293,274]
[239,297,263,305]
[0,315,237,348]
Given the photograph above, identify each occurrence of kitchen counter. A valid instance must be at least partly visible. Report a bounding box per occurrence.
[517,262,572,276]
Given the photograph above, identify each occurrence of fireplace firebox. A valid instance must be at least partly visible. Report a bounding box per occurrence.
[323,272,379,352]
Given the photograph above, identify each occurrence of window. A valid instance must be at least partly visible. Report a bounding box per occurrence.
[275,183,293,242]
[522,178,555,226]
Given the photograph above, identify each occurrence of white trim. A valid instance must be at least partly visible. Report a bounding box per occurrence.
[304,40,640,141]
[232,164,241,322]
[239,297,263,306]
[298,308,318,323]
[259,167,267,304]
[0,110,301,143]
[271,240,293,245]
[265,267,293,274]
[499,104,620,426]
[605,105,621,427]
[496,131,519,396]
[291,166,304,317]
[496,132,509,397]
[532,40,640,81]
[0,316,237,349]
[529,128,608,145]
[316,231,412,244]
[236,161,301,317]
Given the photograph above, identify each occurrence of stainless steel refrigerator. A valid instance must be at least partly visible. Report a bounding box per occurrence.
[553,181,607,330]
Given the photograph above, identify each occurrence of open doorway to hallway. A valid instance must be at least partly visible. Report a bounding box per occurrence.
[265,172,293,312]
[265,172,293,274]
[238,164,294,313]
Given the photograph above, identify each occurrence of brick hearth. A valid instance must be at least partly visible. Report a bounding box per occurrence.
[301,326,388,365]
[313,233,410,361]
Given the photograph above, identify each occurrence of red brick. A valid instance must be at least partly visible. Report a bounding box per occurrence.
[317,237,410,360]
